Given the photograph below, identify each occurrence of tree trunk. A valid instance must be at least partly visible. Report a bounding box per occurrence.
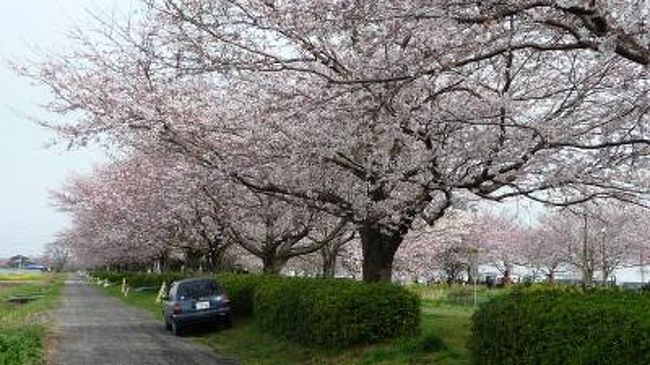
[262,256,289,274]
[206,245,227,272]
[582,266,594,288]
[157,251,171,272]
[184,249,204,272]
[581,213,594,288]
[444,264,464,284]
[547,270,555,283]
[153,260,162,274]
[321,248,337,278]
[602,267,615,286]
[359,224,404,282]
[502,267,513,286]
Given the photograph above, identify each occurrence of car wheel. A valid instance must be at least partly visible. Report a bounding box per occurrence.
[223,317,233,329]
[171,321,183,336]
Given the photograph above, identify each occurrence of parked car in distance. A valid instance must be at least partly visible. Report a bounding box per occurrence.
[162,277,232,336]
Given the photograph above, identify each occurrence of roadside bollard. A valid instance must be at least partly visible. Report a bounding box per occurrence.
[155,282,167,303]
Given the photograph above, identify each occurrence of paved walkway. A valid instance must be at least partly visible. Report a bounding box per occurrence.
[49,276,239,365]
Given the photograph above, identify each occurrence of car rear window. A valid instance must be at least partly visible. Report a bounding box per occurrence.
[178,280,222,299]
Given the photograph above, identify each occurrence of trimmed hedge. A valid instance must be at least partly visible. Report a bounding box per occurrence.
[254,277,421,348]
[470,287,650,365]
[216,273,271,317]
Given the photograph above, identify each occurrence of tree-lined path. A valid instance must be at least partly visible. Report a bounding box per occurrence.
[49,276,238,365]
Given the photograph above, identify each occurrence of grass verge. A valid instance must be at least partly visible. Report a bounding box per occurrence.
[0,274,64,365]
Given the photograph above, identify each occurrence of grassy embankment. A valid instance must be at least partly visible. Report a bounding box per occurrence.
[103,280,505,365]
[0,272,64,365]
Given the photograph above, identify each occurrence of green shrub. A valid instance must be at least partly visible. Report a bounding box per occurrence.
[470,287,650,365]
[254,277,420,348]
[217,273,270,317]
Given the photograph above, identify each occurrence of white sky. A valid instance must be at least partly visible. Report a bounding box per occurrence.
[0,1,136,258]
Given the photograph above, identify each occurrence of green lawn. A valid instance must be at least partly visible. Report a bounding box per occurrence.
[102,282,498,365]
[0,274,63,365]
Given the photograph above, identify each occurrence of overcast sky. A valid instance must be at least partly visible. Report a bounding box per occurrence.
[0,1,136,258]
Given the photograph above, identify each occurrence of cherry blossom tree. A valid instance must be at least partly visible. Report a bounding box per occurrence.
[309,217,356,277]
[43,239,72,272]
[337,239,364,280]
[624,207,650,282]
[214,187,321,274]
[522,217,569,282]
[395,209,477,283]
[286,231,362,278]
[469,212,529,284]
[52,144,358,273]
[558,201,649,285]
[51,150,235,270]
[22,0,649,281]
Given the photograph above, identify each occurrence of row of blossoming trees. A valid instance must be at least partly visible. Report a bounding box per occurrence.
[52,156,649,284]
[23,0,648,282]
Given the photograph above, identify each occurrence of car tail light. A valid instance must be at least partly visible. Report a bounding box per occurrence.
[222,295,231,307]
[172,303,182,315]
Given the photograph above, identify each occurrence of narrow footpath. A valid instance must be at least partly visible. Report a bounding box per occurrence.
[49,276,239,365]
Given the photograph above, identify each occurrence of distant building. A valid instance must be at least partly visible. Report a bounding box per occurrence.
[9,255,31,269]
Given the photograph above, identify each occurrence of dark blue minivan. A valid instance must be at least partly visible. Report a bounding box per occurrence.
[163,278,232,336]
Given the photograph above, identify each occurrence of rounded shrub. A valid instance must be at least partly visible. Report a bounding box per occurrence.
[253,277,420,348]
[470,286,650,365]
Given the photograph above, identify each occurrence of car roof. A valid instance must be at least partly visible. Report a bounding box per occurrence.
[173,277,219,286]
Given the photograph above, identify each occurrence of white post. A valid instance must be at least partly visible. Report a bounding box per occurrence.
[156,282,167,304]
